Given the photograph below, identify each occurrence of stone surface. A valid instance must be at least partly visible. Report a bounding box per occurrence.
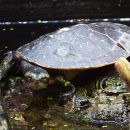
[0,102,9,130]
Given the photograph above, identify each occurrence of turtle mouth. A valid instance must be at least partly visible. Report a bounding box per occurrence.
[27,80,48,90]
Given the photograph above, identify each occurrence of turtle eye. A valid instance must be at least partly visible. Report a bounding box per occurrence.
[40,77,49,83]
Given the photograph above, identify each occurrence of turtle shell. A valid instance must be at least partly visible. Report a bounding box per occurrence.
[17,22,130,70]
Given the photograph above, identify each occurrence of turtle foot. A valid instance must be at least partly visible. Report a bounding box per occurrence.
[115,57,130,92]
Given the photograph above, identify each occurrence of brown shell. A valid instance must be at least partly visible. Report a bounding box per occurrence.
[17,22,130,70]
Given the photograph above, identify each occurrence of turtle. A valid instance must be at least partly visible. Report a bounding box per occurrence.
[1,22,130,95]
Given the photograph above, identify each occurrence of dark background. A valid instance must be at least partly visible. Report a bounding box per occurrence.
[0,0,130,21]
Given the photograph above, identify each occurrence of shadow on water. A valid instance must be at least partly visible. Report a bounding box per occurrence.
[0,18,130,130]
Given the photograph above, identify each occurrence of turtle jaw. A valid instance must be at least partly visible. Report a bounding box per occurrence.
[27,79,48,90]
[115,57,130,92]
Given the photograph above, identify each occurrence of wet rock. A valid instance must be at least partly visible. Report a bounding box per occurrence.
[0,102,9,130]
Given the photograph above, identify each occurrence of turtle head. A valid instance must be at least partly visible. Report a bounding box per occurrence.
[25,67,50,90]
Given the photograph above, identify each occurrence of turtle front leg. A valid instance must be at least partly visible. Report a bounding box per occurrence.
[0,51,14,80]
[115,57,130,92]
[56,76,75,105]
[21,60,49,90]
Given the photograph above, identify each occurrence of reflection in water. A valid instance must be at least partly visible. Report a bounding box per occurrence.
[0,18,130,25]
